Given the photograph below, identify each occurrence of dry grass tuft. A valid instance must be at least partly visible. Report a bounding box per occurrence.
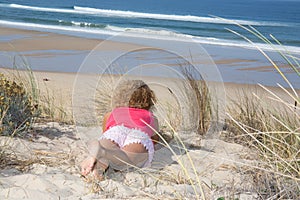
[186,78,211,135]
[154,100,181,133]
[0,142,72,172]
[180,65,212,135]
[95,74,117,124]
[37,84,72,124]
[226,98,300,198]
[224,23,300,199]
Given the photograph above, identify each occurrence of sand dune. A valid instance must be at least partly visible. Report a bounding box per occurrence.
[0,123,257,199]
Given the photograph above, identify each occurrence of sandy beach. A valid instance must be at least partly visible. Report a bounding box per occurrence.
[0,26,299,199]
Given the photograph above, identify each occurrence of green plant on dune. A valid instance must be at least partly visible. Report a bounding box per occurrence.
[0,73,38,136]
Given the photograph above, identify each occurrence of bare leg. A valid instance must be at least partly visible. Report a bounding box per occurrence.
[81,139,148,176]
[121,143,149,168]
[98,139,148,170]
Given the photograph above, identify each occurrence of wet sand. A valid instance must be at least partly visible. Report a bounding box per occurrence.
[0,26,298,115]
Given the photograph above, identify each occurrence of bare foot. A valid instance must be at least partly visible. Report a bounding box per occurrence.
[81,156,96,176]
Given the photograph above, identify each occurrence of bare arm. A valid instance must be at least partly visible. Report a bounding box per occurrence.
[102,112,111,132]
[151,116,159,144]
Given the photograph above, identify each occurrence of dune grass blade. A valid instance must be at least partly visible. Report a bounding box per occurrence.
[143,117,205,200]
[227,113,299,177]
[249,25,300,77]
[250,26,300,72]
[213,15,298,97]
[222,17,300,198]
[226,28,297,97]
[269,34,300,76]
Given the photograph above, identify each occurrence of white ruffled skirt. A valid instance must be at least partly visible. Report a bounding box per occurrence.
[99,125,154,167]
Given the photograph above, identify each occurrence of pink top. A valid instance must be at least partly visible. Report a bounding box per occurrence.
[105,107,156,137]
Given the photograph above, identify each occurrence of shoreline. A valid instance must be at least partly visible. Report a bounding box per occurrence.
[1,19,300,55]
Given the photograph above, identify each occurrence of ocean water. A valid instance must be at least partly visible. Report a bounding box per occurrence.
[0,0,299,53]
[0,0,299,88]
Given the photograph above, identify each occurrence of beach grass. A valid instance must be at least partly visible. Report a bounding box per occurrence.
[2,56,73,125]
[95,74,116,124]
[0,56,72,171]
[0,72,37,136]
[181,66,211,135]
[224,24,300,198]
[38,82,72,123]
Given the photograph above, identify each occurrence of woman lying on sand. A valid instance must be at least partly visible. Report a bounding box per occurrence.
[81,80,159,180]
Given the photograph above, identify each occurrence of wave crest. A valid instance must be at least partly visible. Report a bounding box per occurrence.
[73,6,283,26]
[0,3,286,26]
[0,19,299,54]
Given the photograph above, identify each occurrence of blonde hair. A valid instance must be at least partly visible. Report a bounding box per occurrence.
[112,80,156,110]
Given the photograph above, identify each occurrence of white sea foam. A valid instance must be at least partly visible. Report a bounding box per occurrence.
[105,25,193,38]
[71,21,92,27]
[0,3,286,26]
[0,20,299,54]
[74,6,284,26]
[0,20,115,36]
[9,3,84,14]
